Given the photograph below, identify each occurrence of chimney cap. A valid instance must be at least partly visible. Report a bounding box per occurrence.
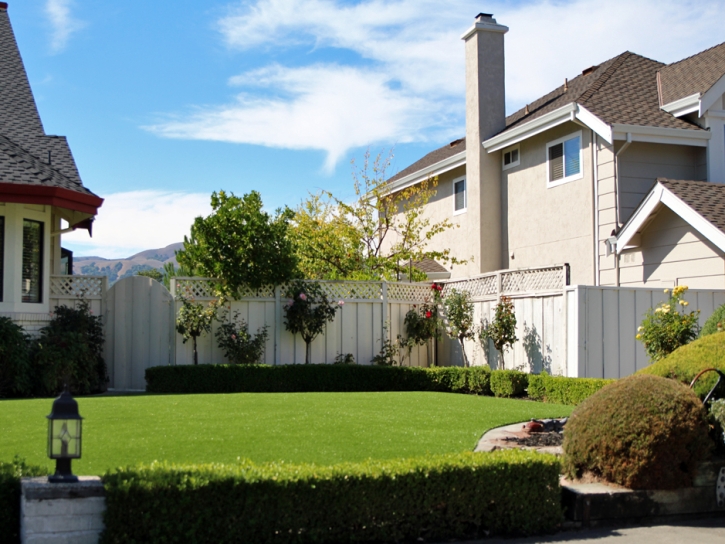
[476,13,494,19]
[0,3,8,10]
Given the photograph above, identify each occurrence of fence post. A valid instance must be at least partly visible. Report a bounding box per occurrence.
[274,285,282,365]
[496,271,502,300]
[381,282,388,342]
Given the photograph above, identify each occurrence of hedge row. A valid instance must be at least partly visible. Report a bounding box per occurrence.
[0,457,48,544]
[101,450,562,543]
[528,372,613,405]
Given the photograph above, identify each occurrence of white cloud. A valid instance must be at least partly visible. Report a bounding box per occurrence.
[148,0,725,169]
[45,0,85,52]
[62,190,211,259]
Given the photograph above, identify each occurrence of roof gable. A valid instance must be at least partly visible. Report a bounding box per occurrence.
[658,41,725,106]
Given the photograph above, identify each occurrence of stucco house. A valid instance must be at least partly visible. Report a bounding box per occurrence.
[0,3,102,324]
[389,13,725,289]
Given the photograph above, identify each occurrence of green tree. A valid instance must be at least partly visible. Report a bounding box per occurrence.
[290,151,465,280]
[136,268,163,283]
[444,289,476,367]
[177,191,298,295]
[175,296,223,365]
[480,296,518,369]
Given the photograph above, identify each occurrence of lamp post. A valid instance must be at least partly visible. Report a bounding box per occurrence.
[46,387,83,483]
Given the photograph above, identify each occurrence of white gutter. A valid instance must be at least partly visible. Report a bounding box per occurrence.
[612,124,710,147]
[384,150,466,195]
[592,130,599,286]
[660,93,700,117]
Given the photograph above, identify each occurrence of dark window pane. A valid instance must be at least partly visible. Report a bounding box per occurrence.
[564,136,580,176]
[512,148,519,163]
[22,219,43,303]
[454,180,466,211]
[0,216,4,302]
[549,143,564,181]
[504,151,511,165]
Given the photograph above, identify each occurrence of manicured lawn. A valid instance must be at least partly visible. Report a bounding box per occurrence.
[1,392,572,474]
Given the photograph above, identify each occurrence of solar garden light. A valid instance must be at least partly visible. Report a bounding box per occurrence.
[47,386,83,483]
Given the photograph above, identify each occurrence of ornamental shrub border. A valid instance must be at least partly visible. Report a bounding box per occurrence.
[100,450,562,543]
[0,457,48,543]
[528,373,614,406]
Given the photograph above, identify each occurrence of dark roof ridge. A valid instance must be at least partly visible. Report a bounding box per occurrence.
[578,52,637,104]
[662,40,725,69]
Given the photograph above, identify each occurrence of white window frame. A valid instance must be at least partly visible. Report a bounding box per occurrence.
[452,176,467,215]
[502,145,520,170]
[546,130,583,188]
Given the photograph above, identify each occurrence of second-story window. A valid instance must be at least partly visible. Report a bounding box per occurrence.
[547,131,582,187]
[453,178,467,214]
[22,219,43,303]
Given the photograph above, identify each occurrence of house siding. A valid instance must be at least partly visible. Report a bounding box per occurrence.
[618,206,725,288]
[501,121,594,285]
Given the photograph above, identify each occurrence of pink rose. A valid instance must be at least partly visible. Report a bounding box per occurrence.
[231,334,236,340]
[299,293,307,301]
[338,300,344,306]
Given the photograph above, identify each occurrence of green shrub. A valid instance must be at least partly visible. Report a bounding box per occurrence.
[709,399,725,449]
[101,451,562,543]
[215,311,269,365]
[0,317,32,397]
[636,332,725,398]
[145,364,493,395]
[527,373,613,405]
[563,374,711,489]
[490,369,528,398]
[33,301,107,396]
[0,457,48,543]
[701,303,725,336]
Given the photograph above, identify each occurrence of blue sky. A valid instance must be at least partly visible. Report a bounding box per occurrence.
[10,0,725,258]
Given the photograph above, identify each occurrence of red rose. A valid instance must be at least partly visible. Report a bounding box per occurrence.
[425,310,432,318]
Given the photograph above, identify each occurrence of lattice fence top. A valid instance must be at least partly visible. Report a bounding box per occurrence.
[443,275,496,298]
[315,282,382,301]
[442,265,566,300]
[174,278,217,299]
[388,283,432,301]
[50,276,105,299]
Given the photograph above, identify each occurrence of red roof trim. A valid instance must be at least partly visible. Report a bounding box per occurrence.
[0,183,103,216]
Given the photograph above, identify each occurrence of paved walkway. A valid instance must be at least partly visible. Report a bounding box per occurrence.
[459,517,725,544]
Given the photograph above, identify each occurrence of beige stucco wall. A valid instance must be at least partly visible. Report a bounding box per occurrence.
[501,121,595,285]
[618,206,725,288]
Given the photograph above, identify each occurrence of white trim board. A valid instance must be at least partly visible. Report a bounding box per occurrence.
[661,93,700,117]
[612,124,710,147]
[384,150,466,195]
[701,73,725,117]
[616,182,725,254]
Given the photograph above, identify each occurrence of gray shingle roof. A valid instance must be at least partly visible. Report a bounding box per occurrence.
[387,138,466,184]
[658,41,725,106]
[0,7,98,200]
[658,178,725,233]
[413,257,448,274]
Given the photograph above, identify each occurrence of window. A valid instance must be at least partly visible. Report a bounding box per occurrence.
[502,146,520,170]
[22,219,43,303]
[453,178,466,214]
[0,216,4,302]
[546,131,582,187]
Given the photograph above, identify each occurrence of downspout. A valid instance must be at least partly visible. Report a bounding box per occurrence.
[591,130,599,286]
[613,133,632,287]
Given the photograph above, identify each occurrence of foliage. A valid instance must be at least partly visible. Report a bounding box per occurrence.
[177,190,298,294]
[0,317,32,397]
[175,296,223,365]
[333,353,356,365]
[145,364,498,396]
[370,326,404,366]
[636,286,700,362]
[135,268,163,283]
[0,456,48,544]
[709,399,725,448]
[283,280,342,364]
[289,150,466,280]
[490,370,528,398]
[701,303,725,336]
[215,311,269,365]
[636,332,725,398]
[563,374,712,489]
[101,450,562,544]
[402,283,443,354]
[480,296,518,368]
[527,373,614,405]
[444,288,475,367]
[33,300,107,395]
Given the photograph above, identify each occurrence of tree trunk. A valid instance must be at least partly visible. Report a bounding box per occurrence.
[193,336,199,365]
[305,341,311,365]
[458,337,469,367]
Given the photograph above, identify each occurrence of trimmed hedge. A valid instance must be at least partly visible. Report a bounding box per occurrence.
[101,451,562,543]
[490,369,528,398]
[528,373,613,405]
[146,364,492,395]
[0,457,48,544]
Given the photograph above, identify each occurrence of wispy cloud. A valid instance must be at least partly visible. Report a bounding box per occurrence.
[62,191,211,259]
[147,0,725,170]
[45,0,85,53]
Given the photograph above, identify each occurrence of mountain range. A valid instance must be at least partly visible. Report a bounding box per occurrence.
[73,242,183,283]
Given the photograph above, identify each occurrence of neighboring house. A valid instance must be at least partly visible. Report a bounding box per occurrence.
[0,3,102,321]
[389,13,725,288]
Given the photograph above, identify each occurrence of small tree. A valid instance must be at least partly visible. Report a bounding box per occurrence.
[215,311,269,365]
[283,280,342,364]
[444,288,475,367]
[177,190,298,295]
[175,296,222,365]
[401,283,443,363]
[637,286,700,362]
[480,296,518,369]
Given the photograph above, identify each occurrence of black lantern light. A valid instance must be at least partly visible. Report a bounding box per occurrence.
[46,387,83,483]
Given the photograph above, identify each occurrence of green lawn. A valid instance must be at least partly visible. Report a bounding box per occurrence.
[1,392,572,474]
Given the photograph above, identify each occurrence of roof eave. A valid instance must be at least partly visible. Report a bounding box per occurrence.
[0,183,103,216]
[385,150,466,194]
[611,124,710,147]
[661,92,701,117]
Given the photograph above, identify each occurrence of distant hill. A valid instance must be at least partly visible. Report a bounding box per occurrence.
[73,242,183,284]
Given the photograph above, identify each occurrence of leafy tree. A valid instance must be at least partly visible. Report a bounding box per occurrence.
[177,191,298,295]
[480,296,518,369]
[136,268,163,283]
[175,296,223,365]
[283,280,342,364]
[290,151,465,280]
[444,289,476,367]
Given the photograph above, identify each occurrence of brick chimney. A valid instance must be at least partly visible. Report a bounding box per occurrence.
[462,13,507,273]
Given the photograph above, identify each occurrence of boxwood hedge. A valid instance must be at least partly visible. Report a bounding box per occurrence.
[101,450,562,543]
[0,457,48,544]
[527,372,613,405]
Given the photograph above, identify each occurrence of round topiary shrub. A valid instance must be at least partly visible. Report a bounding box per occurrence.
[563,374,711,490]
[637,332,725,398]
